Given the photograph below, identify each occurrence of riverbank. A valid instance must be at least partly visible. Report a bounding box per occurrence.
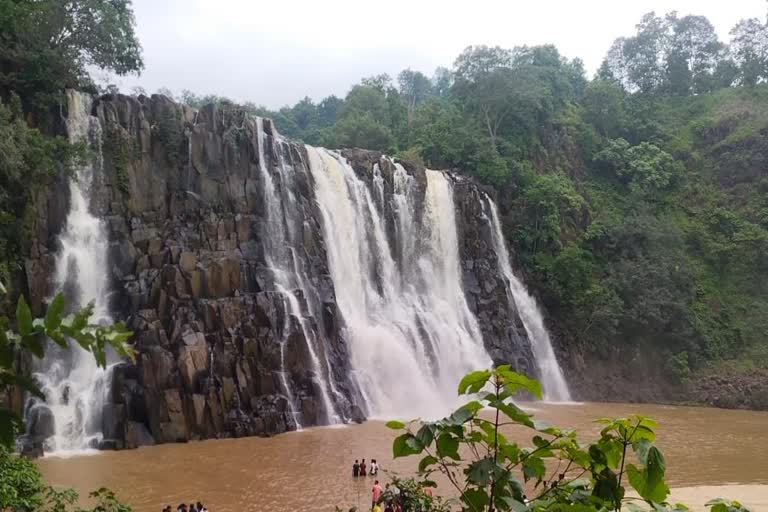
[37,402,768,512]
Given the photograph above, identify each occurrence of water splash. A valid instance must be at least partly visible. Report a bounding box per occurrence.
[483,196,572,401]
[306,148,491,419]
[25,90,115,453]
[255,119,339,426]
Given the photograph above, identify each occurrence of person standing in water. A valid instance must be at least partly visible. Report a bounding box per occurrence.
[371,480,383,510]
[370,459,379,476]
[353,459,360,477]
[360,458,367,477]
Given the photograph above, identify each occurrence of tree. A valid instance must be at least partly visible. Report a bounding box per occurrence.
[582,80,629,138]
[514,172,586,259]
[453,45,512,83]
[729,17,768,86]
[381,366,750,512]
[431,67,453,98]
[335,111,393,151]
[666,15,724,94]
[595,139,681,194]
[317,95,343,127]
[397,69,433,125]
[360,73,392,91]
[0,0,143,113]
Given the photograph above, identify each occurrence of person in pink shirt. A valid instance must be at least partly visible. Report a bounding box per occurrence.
[371,480,383,509]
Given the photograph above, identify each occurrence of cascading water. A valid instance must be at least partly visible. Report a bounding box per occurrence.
[306,148,491,419]
[483,197,572,401]
[25,90,115,453]
[255,119,340,426]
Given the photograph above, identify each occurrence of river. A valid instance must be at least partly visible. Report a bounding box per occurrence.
[36,402,768,511]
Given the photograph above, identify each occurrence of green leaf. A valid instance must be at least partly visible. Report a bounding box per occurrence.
[0,372,43,398]
[592,468,623,506]
[385,420,406,430]
[466,457,496,486]
[16,296,33,336]
[392,433,423,458]
[415,424,435,447]
[633,439,652,464]
[596,436,624,468]
[490,399,534,428]
[22,335,45,358]
[436,433,460,460]
[458,369,491,395]
[444,403,478,426]
[627,448,669,504]
[499,443,520,463]
[522,455,546,481]
[495,367,543,399]
[497,496,527,512]
[462,488,489,512]
[0,407,23,448]
[418,455,437,473]
[533,419,561,435]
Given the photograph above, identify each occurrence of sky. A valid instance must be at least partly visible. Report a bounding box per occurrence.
[110,0,768,108]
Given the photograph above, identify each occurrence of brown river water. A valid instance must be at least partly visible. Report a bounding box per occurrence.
[37,402,768,512]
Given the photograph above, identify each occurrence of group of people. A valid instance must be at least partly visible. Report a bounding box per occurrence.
[371,480,432,512]
[161,502,208,512]
[352,458,380,477]
[353,459,435,512]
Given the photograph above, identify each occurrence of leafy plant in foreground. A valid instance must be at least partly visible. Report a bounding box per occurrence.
[0,289,134,448]
[384,366,750,512]
[0,288,134,510]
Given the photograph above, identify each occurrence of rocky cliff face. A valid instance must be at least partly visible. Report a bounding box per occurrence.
[23,93,536,449]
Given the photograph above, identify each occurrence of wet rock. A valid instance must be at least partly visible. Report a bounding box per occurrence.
[125,420,155,448]
[26,406,55,439]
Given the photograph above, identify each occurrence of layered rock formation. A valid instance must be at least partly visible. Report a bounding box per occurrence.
[23,93,537,449]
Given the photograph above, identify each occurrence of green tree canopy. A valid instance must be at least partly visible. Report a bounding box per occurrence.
[0,0,143,113]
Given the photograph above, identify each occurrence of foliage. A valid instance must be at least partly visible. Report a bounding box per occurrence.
[378,367,751,512]
[0,445,44,511]
[0,447,133,511]
[594,139,682,194]
[0,0,143,113]
[0,292,134,448]
[0,96,83,287]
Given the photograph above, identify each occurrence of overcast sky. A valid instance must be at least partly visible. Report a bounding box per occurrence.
[109,0,767,108]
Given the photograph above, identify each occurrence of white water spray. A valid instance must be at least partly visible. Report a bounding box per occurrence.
[484,198,572,401]
[255,119,339,425]
[26,90,115,453]
[306,148,491,419]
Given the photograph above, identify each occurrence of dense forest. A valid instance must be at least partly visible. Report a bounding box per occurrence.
[2,1,768,403]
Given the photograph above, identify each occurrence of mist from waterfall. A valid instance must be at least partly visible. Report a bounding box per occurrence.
[484,197,572,401]
[25,90,114,453]
[306,147,491,419]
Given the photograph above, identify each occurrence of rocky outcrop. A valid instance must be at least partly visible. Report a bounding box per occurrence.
[23,93,537,449]
[451,177,536,375]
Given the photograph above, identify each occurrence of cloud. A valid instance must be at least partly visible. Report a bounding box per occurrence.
[113,0,767,108]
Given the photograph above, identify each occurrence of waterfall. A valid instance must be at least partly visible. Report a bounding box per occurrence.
[25,90,115,453]
[306,148,491,419]
[255,119,339,426]
[484,197,572,401]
